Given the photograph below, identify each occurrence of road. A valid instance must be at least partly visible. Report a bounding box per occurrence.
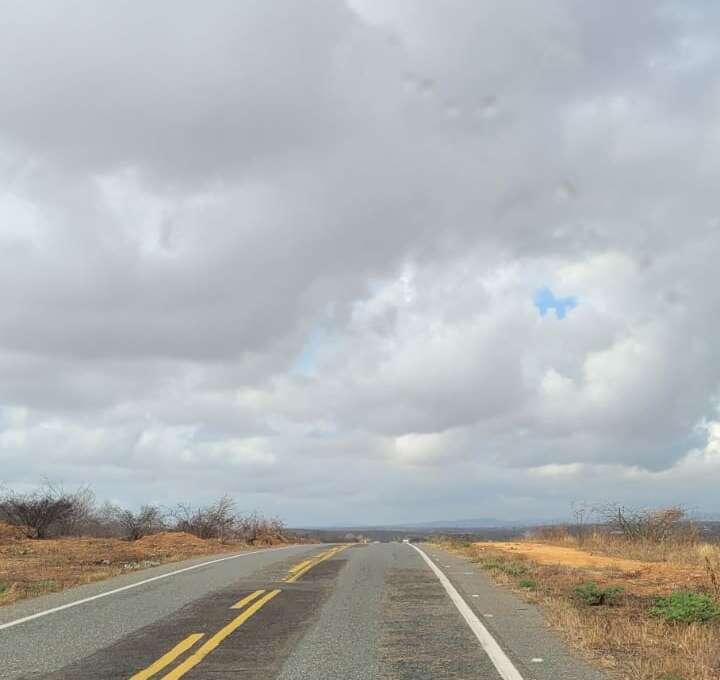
[0,542,607,679]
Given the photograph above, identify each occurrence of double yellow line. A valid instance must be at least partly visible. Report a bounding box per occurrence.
[284,545,346,583]
[128,545,348,680]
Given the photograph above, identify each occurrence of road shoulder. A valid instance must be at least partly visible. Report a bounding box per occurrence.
[419,543,610,680]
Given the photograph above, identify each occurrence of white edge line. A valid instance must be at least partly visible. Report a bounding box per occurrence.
[409,543,525,680]
[0,544,308,632]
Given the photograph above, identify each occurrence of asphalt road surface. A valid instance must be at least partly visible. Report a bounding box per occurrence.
[0,542,608,679]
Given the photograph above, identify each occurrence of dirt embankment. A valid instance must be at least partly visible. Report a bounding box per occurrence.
[0,523,290,606]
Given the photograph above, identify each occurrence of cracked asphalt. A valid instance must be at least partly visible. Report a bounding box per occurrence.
[0,542,608,679]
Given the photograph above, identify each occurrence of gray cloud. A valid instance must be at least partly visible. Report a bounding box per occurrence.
[1,0,719,524]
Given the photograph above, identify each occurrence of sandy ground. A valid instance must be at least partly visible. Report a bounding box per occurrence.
[473,540,708,595]
[0,523,289,606]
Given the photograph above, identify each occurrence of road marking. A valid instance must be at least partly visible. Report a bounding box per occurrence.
[284,545,348,583]
[0,545,302,632]
[160,590,281,680]
[410,544,525,680]
[127,546,343,679]
[129,633,204,680]
[288,559,313,574]
[231,589,266,609]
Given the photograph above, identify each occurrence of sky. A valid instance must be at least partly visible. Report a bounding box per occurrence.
[1,0,719,525]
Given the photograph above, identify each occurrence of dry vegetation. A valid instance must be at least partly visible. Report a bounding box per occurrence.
[441,506,720,680]
[0,483,304,607]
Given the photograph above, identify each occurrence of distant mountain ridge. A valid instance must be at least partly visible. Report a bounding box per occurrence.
[388,517,556,529]
[303,517,565,530]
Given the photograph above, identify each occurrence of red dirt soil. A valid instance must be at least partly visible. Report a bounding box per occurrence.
[0,523,289,606]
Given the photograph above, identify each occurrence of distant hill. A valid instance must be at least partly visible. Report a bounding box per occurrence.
[303,517,563,531]
[388,517,555,529]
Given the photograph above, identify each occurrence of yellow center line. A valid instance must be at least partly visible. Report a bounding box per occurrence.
[288,559,313,574]
[159,589,281,680]
[283,549,333,580]
[129,545,351,680]
[284,545,348,583]
[231,589,266,609]
[129,633,204,680]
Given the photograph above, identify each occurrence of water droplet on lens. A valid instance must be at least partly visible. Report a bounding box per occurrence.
[418,78,435,97]
[402,73,417,93]
[554,181,577,202]
[478,95,498,119]
[663,289,680,304]
[445,102,460,119]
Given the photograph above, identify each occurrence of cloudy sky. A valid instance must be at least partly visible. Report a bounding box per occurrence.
[1,1,719,525]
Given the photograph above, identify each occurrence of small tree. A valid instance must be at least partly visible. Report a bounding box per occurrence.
[599,504,690,542]
[0,485,77,539]
[55,485,97,537]
[171,495,237,541]
[117,505,164,541]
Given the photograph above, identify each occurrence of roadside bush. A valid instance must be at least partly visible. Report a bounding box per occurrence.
[0,485,78,539]
[649,591,720,624]
[116,505,164,541]
[598,504,694,543]
[573,582,624,606]
[171,495,237,541]
[518,578,536,590]
[237,510,285,544]
[54,485,97,537]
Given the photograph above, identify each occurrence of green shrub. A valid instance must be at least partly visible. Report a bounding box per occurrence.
[649,591,720,623]
[657,674,685,680]
[0,581,8,597]
[573,582,624,606]
[518,579,536,590]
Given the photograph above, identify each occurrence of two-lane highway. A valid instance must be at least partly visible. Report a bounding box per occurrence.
[0,542,607,679]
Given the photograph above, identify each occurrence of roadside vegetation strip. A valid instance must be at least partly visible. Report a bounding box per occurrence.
[0,545,301,632]
[129,633,204,680]
[410,544,525,680]
[159,590,282,680]
[446,534,720,680]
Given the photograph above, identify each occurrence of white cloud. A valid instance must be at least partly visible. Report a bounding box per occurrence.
[0,1,718,523]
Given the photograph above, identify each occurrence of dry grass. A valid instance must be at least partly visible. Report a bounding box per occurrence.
[442,537,720,680]
[540,527,720,568]
[0,523,293,606]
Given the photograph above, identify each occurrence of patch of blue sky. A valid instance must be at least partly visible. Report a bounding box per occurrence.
[535,287,578,320]
[290,327,330,376]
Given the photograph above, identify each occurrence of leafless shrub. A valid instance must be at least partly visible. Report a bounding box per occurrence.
[237,510,285,544]
[54,485,98,537]
[171,495,237,541]
[598,504,693,543]
[116,505,164,541]
[0,483,79,539]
